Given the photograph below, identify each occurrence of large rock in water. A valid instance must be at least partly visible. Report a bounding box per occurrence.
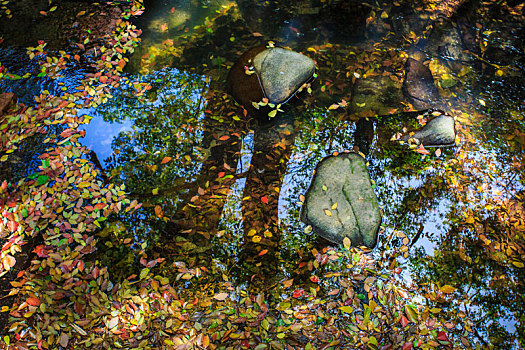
[252,47,315,104]
[400,113,456,147]
[227,46,315,117]
[301,153,381,248]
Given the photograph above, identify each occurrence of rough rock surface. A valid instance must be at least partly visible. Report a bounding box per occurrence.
[302,153,381,248]
[252,47,315,104]
[400,113,456,146]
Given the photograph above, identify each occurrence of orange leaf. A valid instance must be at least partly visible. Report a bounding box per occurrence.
[252,32,263,37]
[161,156,172,164]
[94,203,106,210]
[27,297,41,306]
[154,205,163,217]
[258,249,268,256]
[219,135,230,141]
[416,144,430,155]
[3,255,15,270]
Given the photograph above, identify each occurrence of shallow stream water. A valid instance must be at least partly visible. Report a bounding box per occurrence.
[1,0,524,347]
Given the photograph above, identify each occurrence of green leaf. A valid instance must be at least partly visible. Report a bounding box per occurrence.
[37,175,49,185]
[405,305,418,323]
[268,109,277,118]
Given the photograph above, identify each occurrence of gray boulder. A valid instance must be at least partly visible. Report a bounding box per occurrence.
[400,113,456,147]
[252,47,315,104]
[301,153,381,248]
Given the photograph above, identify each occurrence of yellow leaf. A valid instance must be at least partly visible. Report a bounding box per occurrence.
[324,209,332,217]
[343,237,351,249]
[252,235,262,243]
[440,285,456,294]
[328,104,340,110]
[248,229,257,237]
[331,202,338,210]
[339,306,353,313]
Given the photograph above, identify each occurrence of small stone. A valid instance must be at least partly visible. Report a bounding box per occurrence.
[400,114,456,147]
[301,153,381,248]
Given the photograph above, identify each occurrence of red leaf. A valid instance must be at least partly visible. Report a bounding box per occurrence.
[437,331,448,341]
[261,196,269,204]
[292,289,304,298]
[99,76,107,84]
[258,249,268,256]
[400,315,409,327]
[310,275,320,283]
[402,342,412,350]
[27,297,41,306]
[218,172,225,178]
[161,156,172,164]
[33,245,48,258]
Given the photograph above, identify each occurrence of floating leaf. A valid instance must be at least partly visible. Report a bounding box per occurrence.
[324,209,332,217]
[339,306,353,313]
[440,285,456,294]
[214,292,228,301]
[161,156,172,164]
[26,297,41,306]
[343,237,351,249]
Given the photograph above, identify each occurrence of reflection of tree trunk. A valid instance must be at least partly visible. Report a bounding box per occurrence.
[238,117,295,289]
[172,91,246,240]
[353,117,374,155]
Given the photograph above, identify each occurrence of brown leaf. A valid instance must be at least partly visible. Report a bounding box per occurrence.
[282,279,293,288]
[59,333,69,348]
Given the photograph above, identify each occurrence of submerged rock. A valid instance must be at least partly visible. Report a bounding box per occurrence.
[301,153,381,248]
[0,92,16,116]
[349,74,404,117]
[402,58,441,110]
[400,113,456,147]
[227,46,315,117]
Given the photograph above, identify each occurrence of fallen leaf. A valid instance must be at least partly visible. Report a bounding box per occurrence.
[214,292,228,301]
